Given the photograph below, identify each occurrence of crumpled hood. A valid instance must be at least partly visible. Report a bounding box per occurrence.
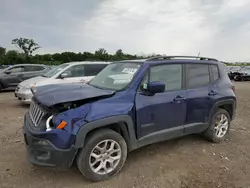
[31,83,115,107]
[18,76,47,87]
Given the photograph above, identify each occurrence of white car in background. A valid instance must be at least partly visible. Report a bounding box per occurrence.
[15,61,111,104]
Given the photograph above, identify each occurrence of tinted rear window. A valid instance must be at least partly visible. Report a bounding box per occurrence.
[186,64,210,89]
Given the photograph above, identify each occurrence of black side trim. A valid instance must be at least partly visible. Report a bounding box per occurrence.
[184,123,208,134]
[137,126,183,148]
[75,115,137,151]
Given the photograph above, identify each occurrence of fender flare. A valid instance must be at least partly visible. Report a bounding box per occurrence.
[74,115,138,151]
[209,98,236,121]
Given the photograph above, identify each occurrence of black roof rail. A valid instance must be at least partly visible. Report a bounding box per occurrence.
[146,55,218,61]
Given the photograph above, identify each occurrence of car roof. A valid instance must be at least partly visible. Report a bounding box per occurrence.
[62,61,112,66]
[11,64,48,67]
[116,56,220,65]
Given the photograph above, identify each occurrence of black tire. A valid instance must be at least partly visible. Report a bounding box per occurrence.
[76,129,127,182]
[0,83,2,91]
[203,109,231,143]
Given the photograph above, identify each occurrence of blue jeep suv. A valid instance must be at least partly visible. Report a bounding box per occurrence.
[23,56,236,181]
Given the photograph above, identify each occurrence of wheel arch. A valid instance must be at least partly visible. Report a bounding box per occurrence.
[74,115,138,152]
[209,99,236,121]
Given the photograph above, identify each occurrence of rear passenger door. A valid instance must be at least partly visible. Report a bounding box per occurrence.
[184,63,218,134]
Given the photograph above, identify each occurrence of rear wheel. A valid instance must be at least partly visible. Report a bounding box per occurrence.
[203,109,231,143]
[0,83,2,91]
[76,129,127,182]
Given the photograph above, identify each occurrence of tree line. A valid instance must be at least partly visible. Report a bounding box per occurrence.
[0,37,249,66]
[0,38,152,65]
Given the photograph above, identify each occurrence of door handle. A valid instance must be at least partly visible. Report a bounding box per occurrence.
[173,95,186,102]
[208,90,217,96]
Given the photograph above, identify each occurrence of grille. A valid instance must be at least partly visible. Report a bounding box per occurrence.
[29,100,45,127]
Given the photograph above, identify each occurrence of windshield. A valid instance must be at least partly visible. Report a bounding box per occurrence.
[88,62,142,90]
[42,64,69,78]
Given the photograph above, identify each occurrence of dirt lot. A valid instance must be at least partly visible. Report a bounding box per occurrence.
[0,82,250,188]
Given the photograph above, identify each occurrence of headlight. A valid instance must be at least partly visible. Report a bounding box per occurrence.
[46,115,53,131]
[30,83,36,88]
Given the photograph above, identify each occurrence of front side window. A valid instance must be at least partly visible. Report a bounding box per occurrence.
[186,64,210,89]
[88,62,142,90]
[43,64,69,78]
[62,64,85,78]
[149,64,182,91]
[8,66,24,73]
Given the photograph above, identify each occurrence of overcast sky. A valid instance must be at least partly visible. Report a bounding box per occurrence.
[1,0,250,62]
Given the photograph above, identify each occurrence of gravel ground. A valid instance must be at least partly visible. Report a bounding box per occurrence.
[0,82,250,188]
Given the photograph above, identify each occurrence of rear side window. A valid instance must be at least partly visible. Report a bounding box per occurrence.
[8,66,24,73]
[186,64,210,89]
[24,66,45,72]
[210,65,219,81]
[84,64,108,76]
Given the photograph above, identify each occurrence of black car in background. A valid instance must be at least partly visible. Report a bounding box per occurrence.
[0,64,50,90]
[233,68,250,81]
[226,66,250,81]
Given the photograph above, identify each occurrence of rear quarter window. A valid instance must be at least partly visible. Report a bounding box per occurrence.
[210,64,220,81]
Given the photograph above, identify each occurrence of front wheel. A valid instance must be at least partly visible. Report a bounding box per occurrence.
[76,129,127,182]
[203,109,231,143]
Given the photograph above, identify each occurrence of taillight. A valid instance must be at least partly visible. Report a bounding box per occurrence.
[232,85,235,93]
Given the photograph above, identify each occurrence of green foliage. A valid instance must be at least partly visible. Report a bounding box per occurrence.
[3,50,26,65]
[11,38,40,56]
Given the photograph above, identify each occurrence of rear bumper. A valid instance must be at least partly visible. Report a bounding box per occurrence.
[23,113,77,168]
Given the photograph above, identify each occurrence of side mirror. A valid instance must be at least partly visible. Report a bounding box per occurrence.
[60,72,69,79]
[147,81,165,94]
[4,70,11,74]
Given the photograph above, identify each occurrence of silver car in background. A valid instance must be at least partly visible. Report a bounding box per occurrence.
[15,61,111,104]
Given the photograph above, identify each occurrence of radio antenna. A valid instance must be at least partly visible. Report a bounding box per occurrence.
[196,52,200,59]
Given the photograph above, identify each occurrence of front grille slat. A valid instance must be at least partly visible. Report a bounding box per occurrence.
[28,100,46,127]
[35,110,42,124]
[33,106,39,123]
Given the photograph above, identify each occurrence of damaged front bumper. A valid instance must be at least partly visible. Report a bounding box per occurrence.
[23,113,78,168]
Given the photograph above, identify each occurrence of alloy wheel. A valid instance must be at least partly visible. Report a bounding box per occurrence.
[89,139,121,175]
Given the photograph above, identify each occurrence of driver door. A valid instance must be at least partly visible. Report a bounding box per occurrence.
[135,64,187,141]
